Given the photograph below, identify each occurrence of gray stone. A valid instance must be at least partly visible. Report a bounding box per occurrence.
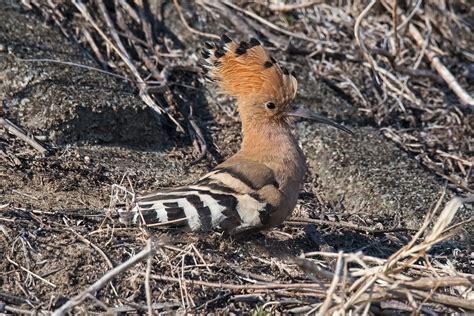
[0,0,167,147]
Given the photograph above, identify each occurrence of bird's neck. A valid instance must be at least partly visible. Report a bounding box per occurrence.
[240,121,293,156]
[239,120,306,183]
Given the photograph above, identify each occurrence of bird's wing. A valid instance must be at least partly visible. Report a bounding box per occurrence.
[119,160,282,235]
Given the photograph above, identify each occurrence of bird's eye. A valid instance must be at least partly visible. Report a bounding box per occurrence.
[265,102,276,110]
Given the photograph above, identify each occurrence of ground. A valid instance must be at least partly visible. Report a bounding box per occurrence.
[0,0,472,314]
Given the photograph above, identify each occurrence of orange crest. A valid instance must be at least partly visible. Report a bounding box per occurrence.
[201,35,297,105]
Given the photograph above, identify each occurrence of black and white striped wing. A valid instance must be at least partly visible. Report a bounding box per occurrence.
[118,162,280,234]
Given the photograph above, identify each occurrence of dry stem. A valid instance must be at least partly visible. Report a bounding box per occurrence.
[0,118,48,155]
[52,239,161,316]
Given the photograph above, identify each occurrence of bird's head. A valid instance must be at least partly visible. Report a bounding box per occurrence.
[201,35,353,135]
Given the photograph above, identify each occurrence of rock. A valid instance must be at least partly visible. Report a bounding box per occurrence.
[295,79,451,228]
[0,0,168,147]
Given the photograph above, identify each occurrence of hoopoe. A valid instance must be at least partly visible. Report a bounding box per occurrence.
[119,35,353,235]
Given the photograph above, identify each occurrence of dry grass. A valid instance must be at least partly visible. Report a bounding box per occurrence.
[5,190,470,314]
[296,194,473,314]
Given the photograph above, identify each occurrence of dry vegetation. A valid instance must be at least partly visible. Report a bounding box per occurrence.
[1,0,473,314]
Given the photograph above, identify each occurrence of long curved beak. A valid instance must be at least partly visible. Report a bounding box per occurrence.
[288,107,354,135]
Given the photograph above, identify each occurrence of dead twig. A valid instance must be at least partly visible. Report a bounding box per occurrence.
[317,251,343,315]
[4,305,50,315]
[383,0,474,107]
[172,0,219,39]
[114,4,164,81]
[354,0,380,85]
[200,1,258,40]
[6,256,56,288]
[145,240,153,316]
[188,116,207,164]
[269,1,322,12]
[52,239,161,316]
[220,0,327,46]
[68,229,119,298]
[313,195,473,313]
[391,0,399,57]
[0,117,48,155]
[285,217,417,234]
[69,230,114,269]
[408,289,474,310]
[17,57,133,82]
[400,276,473,289]
[140,273,322,291]
[72,0,184,131]
[408,23,474,107]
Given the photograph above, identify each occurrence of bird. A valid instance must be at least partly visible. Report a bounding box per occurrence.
[118,34,353,236]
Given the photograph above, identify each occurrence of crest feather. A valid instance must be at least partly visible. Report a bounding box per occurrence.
[201,35,297,104]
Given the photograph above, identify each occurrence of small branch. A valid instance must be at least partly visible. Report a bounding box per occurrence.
[68,229,119,297]
[53,240,160,316]
[407,23,474,107]
[201,1,258,41]
[317,252,344,315]
[401,276,473,289]
[6,256,56,288]
[81,28,107,67]
[135,0,156,50]
[69,230,114,269]
[0,117,48,155]
[381,0,474,107]
[172,0,219,39]
[4,305,50,315]
[391,0,399,57]
[354,0,380,85]
[285,217,417,234]
[220,0,326,45]
[188,117,207,165]
[370,49,443,83]
[293,257,338,281]
[141,273,321,291]
[269,1,322,12]
[407,289,474,311]
[145,240,153,316]
[17,57,133,82]
[387,0,422,34]
[114,5,165,81]
[72,0,184,131]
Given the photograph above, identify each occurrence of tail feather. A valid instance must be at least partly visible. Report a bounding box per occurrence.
[119,187,243,232]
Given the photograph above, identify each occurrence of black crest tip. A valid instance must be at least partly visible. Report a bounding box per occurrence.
[282,67,290,75]
[204,41,214,49]
[239,41,250,49]
[221,34,232,44]
[214,48,226,58]
[201,50,210,59]
[249,37,261,47]
[263,61,273,69]
[235,47,247,56]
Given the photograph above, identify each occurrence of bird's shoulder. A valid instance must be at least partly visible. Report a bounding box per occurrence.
[199,158,280,194]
